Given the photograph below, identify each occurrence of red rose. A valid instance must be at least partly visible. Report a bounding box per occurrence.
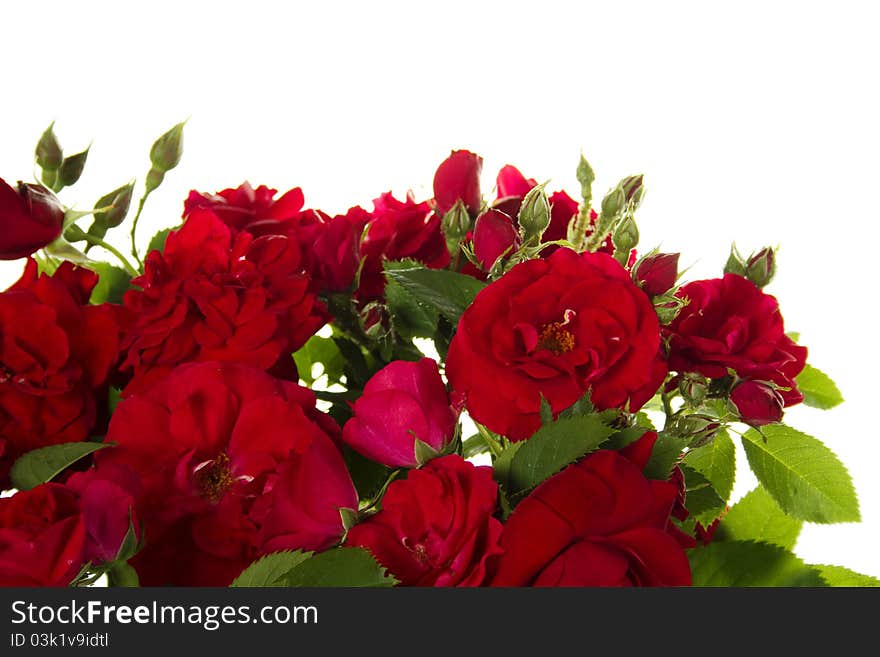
[120,209,328,392]
[357,192,450,301]
[0,483,87,586]
[433,150,483,216]
[730,380,784,426]
[0,259,119,487]
[66,464,142,565]
[346,455,503,586]
[665,274,807,406]
[342,358,458,468]
[633,252,680,297]
[490,433,692,586]
[472,209,520,271]
[99,361,352,585]
[495,165,536,209]
[447,248,662,440]
[0,179,64,260]
[311,206,371,292]
[184,182,307,236]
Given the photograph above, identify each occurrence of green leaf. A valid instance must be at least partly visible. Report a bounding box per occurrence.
[283,547,397,587]
[796,364,844,410]
[689,540,826,587]
[602,425,649,451]
[742,425,860,523]
[539,395,553,425]
[504,414,614,496]
[492,441,524,491]
[230,550,313,587]
[107,562,140,588]
[715,486,802,550]
[680,466,727,527]
[384,275,439,339]
[88,262,132,304]
[384,260,486,325]
[293,334,345,386]
[461,433,490,459]
[558,390,594,419]
[643,432,687,480]
[10,442,111,491]
[114,515,141,563]
[813,564,880,587]
[147,227,175,254]
[683,429,735,502]
[413,438,440,466]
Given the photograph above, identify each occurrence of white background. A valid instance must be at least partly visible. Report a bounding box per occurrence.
[2,1,878,576]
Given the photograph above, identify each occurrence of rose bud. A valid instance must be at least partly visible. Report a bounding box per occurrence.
[0,179,65,260]
[518,184,551,242]
[342,358,458,468]
[633,252,680,296]
[473,209,520,271]
[730,380,784,426]
[433,149,483,216]
[745,247,776,288]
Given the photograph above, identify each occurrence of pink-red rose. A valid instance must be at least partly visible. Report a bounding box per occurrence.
[447,248,664,440]
[730,380,784,426]
[346,455,503,586]
[342,358,459,468]
[433,150,483,216]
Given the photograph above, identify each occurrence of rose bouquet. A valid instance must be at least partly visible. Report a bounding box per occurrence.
[0,123,874,587]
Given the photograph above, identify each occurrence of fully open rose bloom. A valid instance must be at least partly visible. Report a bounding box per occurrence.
[0,483,87,586]
[120,209,328,392]
[97,362,356,585]
[490,432,692,586]
[346,455,503,586]
[0,259,119,487]
[447,248,664,440]
[665,273,807,406]
[342,358,459,468]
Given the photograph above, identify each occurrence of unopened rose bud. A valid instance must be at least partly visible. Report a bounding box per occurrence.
[723,243,747,277]
[92,182,135,231]
[634,252,680,296]
[0,179,65,259]
[678,371,708,407]
[433,149,483,216]
[441,200,471,248]
[730,380,784,426]
[57,146,90,189]
[621,174,645,207]
[518,184,551,242]
[600,184,626,219]
[745,247,775,288]
[149,121,186,173]
[473,209,521,270]
[612,214,639,265]
[576,154,595,204]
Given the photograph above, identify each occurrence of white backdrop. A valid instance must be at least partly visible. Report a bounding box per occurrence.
[2,1,878,577]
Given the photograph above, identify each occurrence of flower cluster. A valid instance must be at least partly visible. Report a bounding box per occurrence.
[0,126,865,588]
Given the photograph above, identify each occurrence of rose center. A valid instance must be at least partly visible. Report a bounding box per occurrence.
[537,320,576,355]
[194,453,234,502]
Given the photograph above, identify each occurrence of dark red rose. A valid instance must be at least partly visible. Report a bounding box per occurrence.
[433,150,483,216]
[472,209,520,271]
[495,165,536,206]
[99,361,353,585]
[447,248,662,440]
[0,179,64,260]
[633,252,680,297]
[0,260,119,487]
[346,455,503,586]
[310,206,371,292]
[0,483,87,586]
[120,210,328,392]
[342,358,458,468]
[184,182,306,236]
[66,464,142,565]
[357,192,450,301]
[490,432,692,586]
[730,380,784,426]
[665,274,807,406]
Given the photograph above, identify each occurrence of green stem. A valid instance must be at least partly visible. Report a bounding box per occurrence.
[129,193,150,267]
[583,210,616,252]
[76,234,139,277]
